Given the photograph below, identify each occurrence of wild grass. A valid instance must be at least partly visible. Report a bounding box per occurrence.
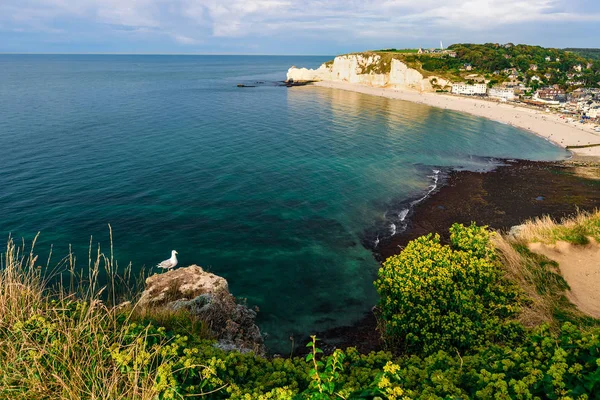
[492,210,600,330]
[514,210,600,245]
[0,232,186,400]
[493,234,571,328]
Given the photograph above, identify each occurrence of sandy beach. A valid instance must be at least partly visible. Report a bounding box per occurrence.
[314,81,600,158]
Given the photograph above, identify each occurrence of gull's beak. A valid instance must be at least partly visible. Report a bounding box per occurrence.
[175,251,178,255]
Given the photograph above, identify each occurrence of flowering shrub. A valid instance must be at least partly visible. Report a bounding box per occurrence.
[2,229,599,399]
[375,223,523,354]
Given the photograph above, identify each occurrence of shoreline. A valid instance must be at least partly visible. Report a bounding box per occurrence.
[311,158,600,354]
[311,81,600,158]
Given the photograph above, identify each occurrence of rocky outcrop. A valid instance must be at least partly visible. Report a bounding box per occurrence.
[139,265,265,355]
[286,54,451,92]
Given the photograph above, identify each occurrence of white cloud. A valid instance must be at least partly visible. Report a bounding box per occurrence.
[171,33,200,44]
[1,0,600,46]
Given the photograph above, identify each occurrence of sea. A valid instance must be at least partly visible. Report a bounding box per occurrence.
[0,55,569,351]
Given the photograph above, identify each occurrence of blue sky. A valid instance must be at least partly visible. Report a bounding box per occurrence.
[1,0,599,54]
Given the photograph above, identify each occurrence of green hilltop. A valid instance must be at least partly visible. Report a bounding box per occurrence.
[565,48,600,60]
[344,43,600,90]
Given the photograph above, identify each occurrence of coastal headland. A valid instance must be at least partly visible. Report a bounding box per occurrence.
[287,48,600,157]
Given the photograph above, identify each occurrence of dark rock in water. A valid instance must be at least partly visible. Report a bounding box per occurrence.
[284,80,315,87]
[139,265,265,355]
[237,84,256,88]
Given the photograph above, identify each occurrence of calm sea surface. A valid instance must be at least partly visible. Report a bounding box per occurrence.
[0,55,568,350]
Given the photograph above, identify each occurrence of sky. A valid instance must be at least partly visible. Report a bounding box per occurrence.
[1,0,599,55]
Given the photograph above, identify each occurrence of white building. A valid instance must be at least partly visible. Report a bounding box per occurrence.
[451,83,487,96]
[488,87,516,101]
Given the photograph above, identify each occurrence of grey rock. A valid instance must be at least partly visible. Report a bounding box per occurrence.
[139,265,265,355]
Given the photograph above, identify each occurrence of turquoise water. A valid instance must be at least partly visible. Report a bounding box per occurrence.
[0,55,568,350]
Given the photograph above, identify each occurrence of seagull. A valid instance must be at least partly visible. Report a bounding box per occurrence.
[157,250,178,271]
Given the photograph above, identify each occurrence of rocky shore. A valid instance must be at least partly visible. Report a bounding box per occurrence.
[137,160,600,356]
[313,158,600,353]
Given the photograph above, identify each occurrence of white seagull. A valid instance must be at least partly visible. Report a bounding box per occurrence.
[157,250,178,271]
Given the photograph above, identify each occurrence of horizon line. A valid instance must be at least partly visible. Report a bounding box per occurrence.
[0,52,335,56]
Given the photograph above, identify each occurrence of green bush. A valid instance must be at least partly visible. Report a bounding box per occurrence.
[375,223,523,355]
[3,228,600,399]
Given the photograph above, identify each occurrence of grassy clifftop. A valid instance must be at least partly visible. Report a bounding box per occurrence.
[1,213,599,398]
[326,43,600,88]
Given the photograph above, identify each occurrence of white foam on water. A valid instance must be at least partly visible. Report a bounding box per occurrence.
[398,208,409,221]
[411,169,441,206]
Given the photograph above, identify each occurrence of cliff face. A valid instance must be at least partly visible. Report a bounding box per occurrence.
[287,54,451,92]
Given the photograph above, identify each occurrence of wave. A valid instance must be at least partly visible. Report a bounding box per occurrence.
[410,169,441,206]
[398,208,409,222]
[367,168,444,249]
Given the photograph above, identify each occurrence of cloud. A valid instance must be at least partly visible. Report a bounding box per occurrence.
[171,33,200,44]
[1,0,599,49]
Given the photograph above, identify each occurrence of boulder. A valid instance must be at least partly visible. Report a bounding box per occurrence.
[139,265,265,355]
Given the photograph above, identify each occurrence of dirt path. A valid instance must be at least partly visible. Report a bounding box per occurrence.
[529,240,600,318]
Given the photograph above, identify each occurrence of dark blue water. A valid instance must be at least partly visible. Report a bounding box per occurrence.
[0,55,568,350]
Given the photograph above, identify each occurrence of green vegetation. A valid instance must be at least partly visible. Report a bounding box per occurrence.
[2,217,600,398]
[358,52,395,75]
[375,223,522,355]
[335,43,600,90]
[565,48,600,60]
[516,211,600,245]
[373,48,420,54]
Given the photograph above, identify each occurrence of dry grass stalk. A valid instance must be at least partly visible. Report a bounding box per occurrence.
[492,210,600,330]
[515,209,600,245]
[0,232,166,400]
[492,234,554,327]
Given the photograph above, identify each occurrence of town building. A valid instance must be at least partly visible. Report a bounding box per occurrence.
[535,88,567,102]
[488,87,516,101]
[451,83,487,96]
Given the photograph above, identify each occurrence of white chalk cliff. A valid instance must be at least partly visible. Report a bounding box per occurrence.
[287,54,451,92]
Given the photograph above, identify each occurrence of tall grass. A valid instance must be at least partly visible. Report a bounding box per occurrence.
[515,210,600,245]
[493,234,569,328]
[0,232,169,399]
[493,210,600,330]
